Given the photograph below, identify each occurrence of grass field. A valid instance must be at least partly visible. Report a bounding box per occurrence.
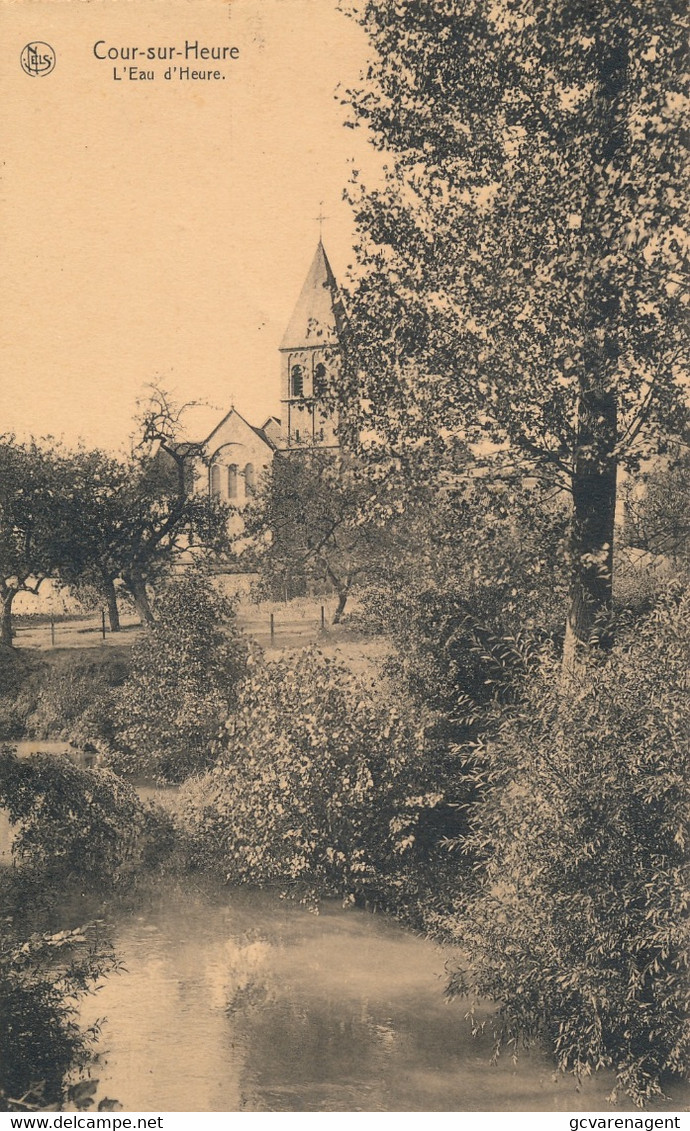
[9,595,390,680]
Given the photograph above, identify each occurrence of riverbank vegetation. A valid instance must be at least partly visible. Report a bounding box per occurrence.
[104,570,248,782]
[2,563,687,1105]
[0,748,177,885]
[447,589,690,1107]
[0,923,118,1112]
[0,746,180,1111]
[179,646,471,918]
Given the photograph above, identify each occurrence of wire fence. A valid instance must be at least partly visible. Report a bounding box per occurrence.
[12,603,333,651]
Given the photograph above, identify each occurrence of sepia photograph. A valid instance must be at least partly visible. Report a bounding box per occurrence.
[0,0,688,1118]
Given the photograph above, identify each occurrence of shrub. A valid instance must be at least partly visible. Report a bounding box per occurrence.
[106,570,248,782]
[0,926,116,1111]
[0,748,175,884]
[0,649,40,740]
[179,648,471,911]
[0,649,130,747]
[27,651,129,746]
[447,588,690,1106]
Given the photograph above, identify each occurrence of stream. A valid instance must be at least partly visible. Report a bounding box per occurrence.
[1,760,686,1112]
[71,881,649,1113]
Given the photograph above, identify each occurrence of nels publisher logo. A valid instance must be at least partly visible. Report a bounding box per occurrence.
[20,41,56,76]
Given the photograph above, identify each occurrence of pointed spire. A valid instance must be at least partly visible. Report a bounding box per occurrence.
[280,242,346,350]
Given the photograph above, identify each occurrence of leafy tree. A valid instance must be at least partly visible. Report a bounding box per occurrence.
[118,386,228,623]
[340,0,688,658]
[241,449,396,622]
[447,588,690,1106]
[55,390,229,630]
[0,439,76,648]
[48,448,134,633]
[106,570,248,782]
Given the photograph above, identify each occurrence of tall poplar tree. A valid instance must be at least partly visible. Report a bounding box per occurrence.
[340,0,688,656]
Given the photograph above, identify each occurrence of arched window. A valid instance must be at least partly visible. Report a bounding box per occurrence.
[314,362,327,398]
[210,464,221,498]
[291,364,304,398]
[228,464,238,499]
[244,463,255,497]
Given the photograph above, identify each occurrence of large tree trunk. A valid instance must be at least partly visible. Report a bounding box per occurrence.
[124,568,154,626]
[1,587,16,648]
[103,575,121,633]
[563,28,627,671]
[564,387,617,665]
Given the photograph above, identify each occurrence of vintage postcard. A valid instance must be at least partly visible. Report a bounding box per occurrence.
[1,0,687,1120]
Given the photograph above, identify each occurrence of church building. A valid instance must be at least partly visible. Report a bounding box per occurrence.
[197,240,345,512]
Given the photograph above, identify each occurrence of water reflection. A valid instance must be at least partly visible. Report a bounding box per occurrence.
[75,883,677,1113]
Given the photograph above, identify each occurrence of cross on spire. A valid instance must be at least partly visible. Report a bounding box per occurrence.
[315,201,329,240]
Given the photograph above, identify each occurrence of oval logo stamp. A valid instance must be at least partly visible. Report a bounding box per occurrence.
[20,42,56,77]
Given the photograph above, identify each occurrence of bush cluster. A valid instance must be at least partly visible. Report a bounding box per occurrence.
[179,647,471,912]
[0,926,116,1111]
[447,589,690,1106]
[359,479,569,742]
[0,748,176,884]
[105,571,248,782]
[0,649,128,747]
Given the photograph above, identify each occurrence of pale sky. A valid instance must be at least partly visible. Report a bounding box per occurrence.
[0,0,373,451]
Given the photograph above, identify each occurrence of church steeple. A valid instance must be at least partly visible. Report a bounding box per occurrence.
[279,241,344,449]
[280,240,346,352]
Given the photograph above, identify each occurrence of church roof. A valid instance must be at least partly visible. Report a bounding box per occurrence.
[249,422,279,451]
[280,240,347,351]
[203,405,276,454]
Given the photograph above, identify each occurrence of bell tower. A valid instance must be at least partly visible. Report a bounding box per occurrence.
[279,240,345,449]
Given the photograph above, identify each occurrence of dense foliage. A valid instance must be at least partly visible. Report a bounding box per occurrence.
[107,571,248,782]
[31,652,128,749]
[0,748,174,883]
[180,648,471,915]
[361,476,569,727]
[447,589,690,1105]
[0,648,41,741]
[240,449,416,621]
[341,0,688,649]
[0,926,116,1111]
[0,649,130,767]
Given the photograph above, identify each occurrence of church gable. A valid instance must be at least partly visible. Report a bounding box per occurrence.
[202,408,274,506]
[258,416,283,448]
